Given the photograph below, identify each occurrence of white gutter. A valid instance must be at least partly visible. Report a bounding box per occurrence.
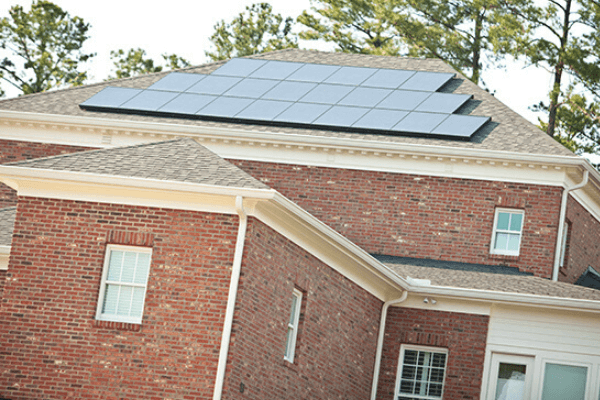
[0,110,591,166]
[212,196,247,400]
[553,170,589,281]
[370,291,408,400]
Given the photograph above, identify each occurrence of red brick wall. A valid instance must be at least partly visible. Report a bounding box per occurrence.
[376,307,489,400]
[0,139,93,209]
[0,270,6,305]
[560,195,600,283]
[222,218,383,400]
[229,160,563,278]
[0,196,238,399]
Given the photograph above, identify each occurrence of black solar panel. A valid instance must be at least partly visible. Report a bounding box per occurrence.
[80,58,490,140]
[399,71,454,92]
[81,87,142,108]
[158,93,216,115]
[120,90,179,111]
[415,93,472,114]
[212,58,266,77]
[148,72,205,92]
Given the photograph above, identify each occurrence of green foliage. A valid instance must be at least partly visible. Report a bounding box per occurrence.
[205,3,298,61]
[108,48,190,80]
[0,0,94,95]
[298,0,534,84]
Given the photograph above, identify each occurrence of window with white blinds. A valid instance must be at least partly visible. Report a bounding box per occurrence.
[95,245,152,324]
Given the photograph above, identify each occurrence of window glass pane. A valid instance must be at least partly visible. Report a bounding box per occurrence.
[120,252,137,283]
[117,286,133,316]
[495,233,509,251]
[107,251,123,281]
[497,212,510,230]
[507,234,521,252]
[289,295,298,324]
[102,284,119,315]
[134,253,151,284]
[130,287,146,318]
[285,327,294,358]
[542,363,587,400]
[510,213,523,231]
[495,363,527,400]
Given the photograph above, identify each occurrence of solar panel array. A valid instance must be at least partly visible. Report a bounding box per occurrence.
[80,58,490,140]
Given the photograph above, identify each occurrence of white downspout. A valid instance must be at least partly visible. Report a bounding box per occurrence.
[370,290,409,400]
[213,196,248,400]
[552,170,589,281]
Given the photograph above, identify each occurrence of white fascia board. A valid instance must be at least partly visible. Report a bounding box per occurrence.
[406,284,600,313]
[0,166,275,214]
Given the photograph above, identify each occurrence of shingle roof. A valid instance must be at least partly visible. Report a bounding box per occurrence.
[0,49,573,157]
[382,257,600,301]
[6,138,269,190]
[0,207,16,246]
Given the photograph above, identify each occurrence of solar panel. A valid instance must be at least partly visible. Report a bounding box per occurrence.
[273,102,330,124]
[399,71,455,92]
[81,87,142,108]
[148,73,206,92]
[338,87,392,108]
[235,99,293,121]
[376,90,430,111]
[250,61,303,80]
[196,96,253,118]
[392,112,448,133]
[120,90,179,111]
[158,93,217,114]
[224,78,279,99]
[212,58,266,77]
[300,84,354,105]
[287,64,340,83]
[314,106,369,127]
[352,109,409,130]
[362,69,415,89]
[415,93,472,114]
[324,66,376,86]
[261,81,317,102]
[80,58,490,141]
[186,75,242,95]
[431,114,490,138]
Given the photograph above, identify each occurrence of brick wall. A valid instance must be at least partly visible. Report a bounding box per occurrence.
[229,160,563,278]
[0,197,238,399]
[0,270,5,305]
[376,307,489,400]
[561,195,600,283]
[0,139,93,209]
[222,218,383,400]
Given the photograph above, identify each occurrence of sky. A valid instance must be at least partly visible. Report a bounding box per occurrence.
[2,0,558,126]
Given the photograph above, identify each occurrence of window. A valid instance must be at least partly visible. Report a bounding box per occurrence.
[395,345,448,400]
[491,209,524,256]
[95,245,152,324]
[541,362,588,400]
[284,288,302,362]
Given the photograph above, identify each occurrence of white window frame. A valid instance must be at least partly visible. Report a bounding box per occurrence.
[95,244,153,324]
[284,288,302,363]
[394,344,448,400]
[490,208,525,256]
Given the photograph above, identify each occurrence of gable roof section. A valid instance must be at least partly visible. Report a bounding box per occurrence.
[5,138,268,190]
[0,49,572,158]
[382,257,600,301]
